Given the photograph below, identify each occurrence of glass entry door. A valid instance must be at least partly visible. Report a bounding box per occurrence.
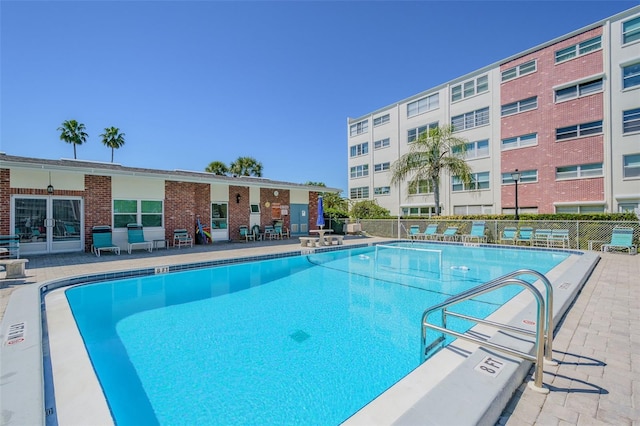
[12,196,83,255]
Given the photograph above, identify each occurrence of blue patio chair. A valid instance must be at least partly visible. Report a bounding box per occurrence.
[407,225,421,240]
[500,227,517,244]
[515,227,533,245]
[461,221,487,243]
[602,227,637,254]
[549,229,570,248]
[91,226,120,257]
[438,226,459,241]
[418,223,439,240]
[173,229,193,248]
[239,225,255,242]
[126,223,153,254]
[533,229,552,247]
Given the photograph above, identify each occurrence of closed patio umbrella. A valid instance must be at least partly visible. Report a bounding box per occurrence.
[317,195,325,229]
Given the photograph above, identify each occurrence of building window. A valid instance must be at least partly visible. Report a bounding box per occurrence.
[402,206,437,216]
[556,163,603,180]
[556,204,605,214]
[501,60,537,82]
[502,169,538,184]
[113,199,163,229]
[408,122,438,143]
[350,164,369,178]
[211,203,228,230]
[350,186,369,199]
[623,154,640,178]
[623,16,640,44]
[373,114,390,126]
[407,93,439,117]
[453,205,493,215]
[349,120,368,137]
[374,186,391,195]
[250,204,260,213]
[619,202,639,213]
[451,75,489,102]
[556,120,603,140]
[350,142,369,157]
[451,107,489,132]
[501,97,537,116]
[452,139,489,159]
[501,133,537,150]
[452,171,490,191]
[623,108,640,134]
[374,138,390,149]
[408,179,433,195]
[623,62,640,89]
[554,36,602,63]
[374,162,390,172]
[555,78,603,102]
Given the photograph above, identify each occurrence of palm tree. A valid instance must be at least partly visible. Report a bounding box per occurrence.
[229,156,263,177]
[391,125,473,216]
[205,161,229,175]
[100,127,126,163]
[57,119,88,159]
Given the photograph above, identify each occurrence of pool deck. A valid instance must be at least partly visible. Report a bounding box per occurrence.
[0,236,638,425]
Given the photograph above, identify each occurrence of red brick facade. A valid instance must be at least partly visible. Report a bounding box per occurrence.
[84,175,112,251]
[500,27,605,212]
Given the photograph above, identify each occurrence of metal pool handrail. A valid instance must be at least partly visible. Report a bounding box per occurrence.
[421,269,554,393]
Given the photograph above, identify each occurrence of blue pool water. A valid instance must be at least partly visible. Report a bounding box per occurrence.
[65,243,569,425]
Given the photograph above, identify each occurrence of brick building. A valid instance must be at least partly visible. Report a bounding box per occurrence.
[0,154,332,256]
[347,6,640,216]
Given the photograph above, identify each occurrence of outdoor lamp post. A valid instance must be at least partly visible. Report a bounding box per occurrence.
[511,169,521,220]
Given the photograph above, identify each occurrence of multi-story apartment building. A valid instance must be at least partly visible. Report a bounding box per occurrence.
[347,6,640,216]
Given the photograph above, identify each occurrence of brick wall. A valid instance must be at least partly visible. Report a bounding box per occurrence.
[84,175,112,251]
[308,192,319,231]
[165,181,211,241]
[500,27,605,213]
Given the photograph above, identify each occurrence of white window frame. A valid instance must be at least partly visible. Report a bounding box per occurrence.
[451,75,489,102]
[451,107,489,132]
[350,186,369,199]
[350,142,369,157]
[374,186,391,195]
[408,179,433,195]
[623,108,640,134]
[501,97,537,116]
[555,163,603,180]
[374,138,390,150]
[113,199,164,229]
[622,61,640,90]
[554,36,602,64]
[501,133,538,150]
[501,59,537,82]
[374,162,390,173]
[350,164,369,179]
[452,171,490,192]
[407,93,439,117]
[349,120,369,137]
[502,169,538,184]
[623,154,640,179]
[373,114,390,127]
[407,122,438,143]
[556,120,603,141]
[622,16,640,45]
[554,77,603,102]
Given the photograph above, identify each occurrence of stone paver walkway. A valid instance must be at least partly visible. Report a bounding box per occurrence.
[498,251,640,425]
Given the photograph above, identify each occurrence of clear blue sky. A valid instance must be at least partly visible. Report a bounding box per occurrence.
[1,1,637,193]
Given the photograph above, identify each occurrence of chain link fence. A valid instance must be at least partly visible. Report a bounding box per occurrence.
[355,219,639,251]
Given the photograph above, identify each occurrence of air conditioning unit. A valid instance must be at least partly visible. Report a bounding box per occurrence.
[346,223,361,234]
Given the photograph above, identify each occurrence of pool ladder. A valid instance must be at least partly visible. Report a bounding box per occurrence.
[421,269,555,393]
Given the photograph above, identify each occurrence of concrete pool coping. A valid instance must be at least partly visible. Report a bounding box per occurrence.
[0,238,599,425]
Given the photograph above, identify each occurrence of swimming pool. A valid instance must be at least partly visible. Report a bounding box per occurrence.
[63,243,570,425]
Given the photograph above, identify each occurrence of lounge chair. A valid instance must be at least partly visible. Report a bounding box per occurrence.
[274,222,286,239]
[549,229,570,248]
[418,224,439,240]
[437,226,459,241]
[407,225,421,240]
[264,225,277,240]
[602,227,637,254]
[500,227,517,244]
[461,221,487,243]
[91,226,120,257]
[126,223,153,254]
[239,225,255,242]
[533,229,552,247]
[515,227,533,246]
[173,229,193,248]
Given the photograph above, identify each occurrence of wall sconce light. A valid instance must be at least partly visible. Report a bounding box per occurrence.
[236,193,241,204]
[47,172,54,194]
